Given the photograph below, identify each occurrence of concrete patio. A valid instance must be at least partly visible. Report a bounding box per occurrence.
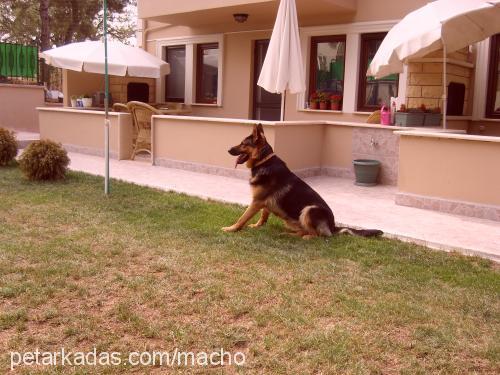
[66,152,500,262]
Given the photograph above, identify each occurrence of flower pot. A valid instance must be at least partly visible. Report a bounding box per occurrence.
[424,113,442,126]
[353,159,381,187]
[330,102,340,111]
[82,98,93,108]
[394,112,425,127]
[319,102,328,110]
[310,101,318,110]
[70,99,77,107]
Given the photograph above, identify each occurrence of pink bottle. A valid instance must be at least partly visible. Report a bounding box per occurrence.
[380,105,391,125]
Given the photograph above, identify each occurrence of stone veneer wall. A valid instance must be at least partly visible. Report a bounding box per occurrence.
[406,48,473,115]
[109,76,156,105]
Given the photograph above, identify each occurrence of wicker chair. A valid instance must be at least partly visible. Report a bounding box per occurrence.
[112,103,129,113]
[126,101,162,160]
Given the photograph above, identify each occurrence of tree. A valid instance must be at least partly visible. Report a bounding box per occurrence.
[0,0,136,85]
[0,0,137,47]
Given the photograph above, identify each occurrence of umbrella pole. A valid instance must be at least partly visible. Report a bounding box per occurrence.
[104,0,110,195]
[280,91,286,121]
[442,42,447,130]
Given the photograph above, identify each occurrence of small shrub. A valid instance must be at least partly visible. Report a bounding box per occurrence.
[19,140,70,180]
[0,127,18,166]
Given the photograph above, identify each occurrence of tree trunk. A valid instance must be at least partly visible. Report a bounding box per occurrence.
[39,0,50,85]
[64,0,80,44]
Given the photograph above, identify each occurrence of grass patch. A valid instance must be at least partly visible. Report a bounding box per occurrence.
[0,165,499,374]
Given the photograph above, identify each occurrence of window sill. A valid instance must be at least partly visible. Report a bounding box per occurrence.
[299,109,343,113]
[191,103,220,107]
[479,117,500,122]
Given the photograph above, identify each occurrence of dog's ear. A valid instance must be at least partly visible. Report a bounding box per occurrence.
[252,123,265,143]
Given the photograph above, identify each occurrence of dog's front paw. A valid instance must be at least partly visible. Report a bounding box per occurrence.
[248,223,262,228]
[221,225,240,232]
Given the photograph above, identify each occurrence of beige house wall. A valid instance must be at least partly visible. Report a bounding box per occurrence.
[0,84,45,132]
[398,133,500,207]
[38,108,133,160]
[140,0,489,129]
[152,117,276,177]
[151,116,402,184]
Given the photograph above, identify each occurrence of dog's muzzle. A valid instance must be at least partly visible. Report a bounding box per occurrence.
[228,146,241,156]
[228,146,249,167]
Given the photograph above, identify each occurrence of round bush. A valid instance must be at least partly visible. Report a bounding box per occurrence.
[0,127,18,166]
[19,140,70,180]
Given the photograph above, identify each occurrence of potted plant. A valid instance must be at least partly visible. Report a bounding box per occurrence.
[423,106,442,126]
[394,104,425,127]
[309,92,319,110]
[70,95,78,107]
[82,94,93,108]
[353,159,381,186]
[330,94,342,111]
[318,91,330,110]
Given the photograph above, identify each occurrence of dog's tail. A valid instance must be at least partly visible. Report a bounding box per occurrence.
[335,226,383,237]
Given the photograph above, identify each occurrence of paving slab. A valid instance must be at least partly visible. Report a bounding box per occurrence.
[66,152,500,262]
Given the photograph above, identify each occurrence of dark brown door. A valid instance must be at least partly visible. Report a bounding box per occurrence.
[252,40,282,121]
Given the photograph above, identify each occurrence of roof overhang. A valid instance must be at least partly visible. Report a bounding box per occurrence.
[138,0,357,29]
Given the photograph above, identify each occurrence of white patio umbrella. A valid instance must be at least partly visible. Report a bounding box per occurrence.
[367,0,500,129]
[41,36,170,194]
[257,0,305,121]
[40,41,170,78]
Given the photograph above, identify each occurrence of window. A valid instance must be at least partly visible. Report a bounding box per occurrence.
[486,33,500,118]
[357,32,398,111]
[309,35,346,107]
[164,46,186,102]
[196,43,219,104]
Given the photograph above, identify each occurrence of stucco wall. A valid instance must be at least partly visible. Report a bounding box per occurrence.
[0,84,45,132]
[398,133,500,208]
[151,116,402,184]
[152,117,277,178]
[38,108,133,160]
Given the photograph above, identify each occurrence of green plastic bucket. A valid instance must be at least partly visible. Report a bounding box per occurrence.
[353,159,381,186]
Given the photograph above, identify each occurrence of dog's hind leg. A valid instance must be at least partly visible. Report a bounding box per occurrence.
[248,208,270,228]
[299,206,333,238]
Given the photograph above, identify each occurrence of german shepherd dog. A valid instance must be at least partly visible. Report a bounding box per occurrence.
[222,124,383,239]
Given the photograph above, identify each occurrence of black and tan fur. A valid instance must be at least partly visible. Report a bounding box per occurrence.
[222,124,383,239]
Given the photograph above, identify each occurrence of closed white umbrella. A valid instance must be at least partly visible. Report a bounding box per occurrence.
[367,0,500,128]
[257,0,305,121]
[40,41,170,78]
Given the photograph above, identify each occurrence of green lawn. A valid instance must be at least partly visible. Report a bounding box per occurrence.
[0,164,499,374]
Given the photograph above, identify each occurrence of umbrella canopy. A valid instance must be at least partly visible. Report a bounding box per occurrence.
[367,0,500,79]
[40,41,170,79]
[257,0,305,95]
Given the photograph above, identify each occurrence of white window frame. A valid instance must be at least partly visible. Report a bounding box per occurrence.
[155,34,224,106]
[299,20,404,114]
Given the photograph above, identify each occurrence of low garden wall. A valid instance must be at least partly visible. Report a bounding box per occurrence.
[151,116,404,184]
[396,131,500,221]
[38,107,133,160]
[0,83,45,132]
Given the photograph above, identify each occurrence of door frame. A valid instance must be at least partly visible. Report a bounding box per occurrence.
[252,39,282,121]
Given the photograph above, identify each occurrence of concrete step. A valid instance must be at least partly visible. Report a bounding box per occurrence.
[14,131,40,149]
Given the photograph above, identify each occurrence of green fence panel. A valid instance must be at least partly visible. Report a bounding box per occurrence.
[0,43,38,79]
